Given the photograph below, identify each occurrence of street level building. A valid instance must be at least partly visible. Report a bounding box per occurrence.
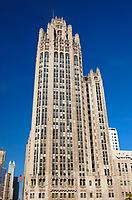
[112,150,132,199]
[23,17,132,200]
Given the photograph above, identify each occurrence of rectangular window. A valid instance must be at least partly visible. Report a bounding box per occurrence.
[90,193,93,198]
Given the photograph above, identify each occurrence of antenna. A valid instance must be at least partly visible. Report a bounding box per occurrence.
[53,9,55,18]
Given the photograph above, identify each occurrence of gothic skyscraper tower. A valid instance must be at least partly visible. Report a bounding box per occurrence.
[23,17,132,200]
[24,17,86,199]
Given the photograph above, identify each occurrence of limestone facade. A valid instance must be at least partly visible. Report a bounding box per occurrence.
[23,17,132,200]
[108,128,120,150]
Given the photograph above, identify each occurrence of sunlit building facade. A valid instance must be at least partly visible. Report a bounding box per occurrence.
[0,149,6,167]
[108,128,120,150]
[23,17,132,200]
[3,161,15,200]
[0,149,6,200]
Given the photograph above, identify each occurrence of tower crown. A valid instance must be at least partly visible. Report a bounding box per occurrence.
[51,16,66,27]
[48,16,67,34]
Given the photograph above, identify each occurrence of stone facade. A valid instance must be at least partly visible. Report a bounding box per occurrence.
[112,151,132,199]
[108,128,120,150]
[23,17,132,200]
[0,149,6,167]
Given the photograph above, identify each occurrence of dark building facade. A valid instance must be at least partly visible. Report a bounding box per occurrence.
[13,177,19,200]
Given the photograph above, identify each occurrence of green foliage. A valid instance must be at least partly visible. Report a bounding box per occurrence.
[125,193,132,200]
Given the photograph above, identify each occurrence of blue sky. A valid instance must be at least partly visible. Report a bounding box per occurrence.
[0,0,132,179]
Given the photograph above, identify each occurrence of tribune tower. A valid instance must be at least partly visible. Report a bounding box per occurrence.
[23,17,130,200]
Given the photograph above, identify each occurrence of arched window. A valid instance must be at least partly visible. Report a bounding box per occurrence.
[74,55,78,66]
[60,52,64,63]
[44,51,49,63]
[66,53,70,65]
[54,52,58,62]
[57,30,62,37]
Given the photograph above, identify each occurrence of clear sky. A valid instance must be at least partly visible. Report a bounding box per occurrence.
[0,0,132,179]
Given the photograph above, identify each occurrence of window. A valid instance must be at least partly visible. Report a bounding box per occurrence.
[39,193,41,198]
[74,55,78,66]
[44,51,49,63]
[54,52,58,62]
[68,193,71,198]
[96,193,102,198]
[31,178,36,187]
[66,53,70,64]
[109,192,114,198]
[40,52,43,63]
[42,193,45,198]
[52,193,54,198]
[90,193,93,198]
[57,30,62,37]
[89,180,92,186]
[60,52,64,63]
[107,178,113,186]
[125,163,128,172]
[95,178,101,187]
[80,192,86,198]
[30,193,35,199]
[60,193,63,198]
[124,181,127,186]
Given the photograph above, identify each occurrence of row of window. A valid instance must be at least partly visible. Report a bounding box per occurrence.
[52,192,74,198]
[52,58,74,177]
[40,52,79,66]
[86,83,96,172]
[118,162,131,175]
[120,180,131,186]
[96,82,110,176]
[75,67,85,177]
[30,191,115,199]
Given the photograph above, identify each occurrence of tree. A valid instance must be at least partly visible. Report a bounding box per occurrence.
[125,193,132,200]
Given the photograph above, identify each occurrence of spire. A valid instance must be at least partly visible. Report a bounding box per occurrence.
[90,69,93,74]
[96,67,100,74]
[52,9,55,18]
[96,67,101,77]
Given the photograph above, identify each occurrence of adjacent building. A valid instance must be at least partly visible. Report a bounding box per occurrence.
[0,150,19,200]
[3,161,15,200]
[0,149,6,200]
[112,150,132,199]
[13,177,19,200]
[23,17,132,200]
[0,149,6,167]
[108,128,120,150]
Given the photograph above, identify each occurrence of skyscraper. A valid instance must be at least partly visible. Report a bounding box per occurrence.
[13,177,19,200]
[0,149,6,200]
[3,161,15,200]
[0,149,6,167]
[23,17,132,200]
